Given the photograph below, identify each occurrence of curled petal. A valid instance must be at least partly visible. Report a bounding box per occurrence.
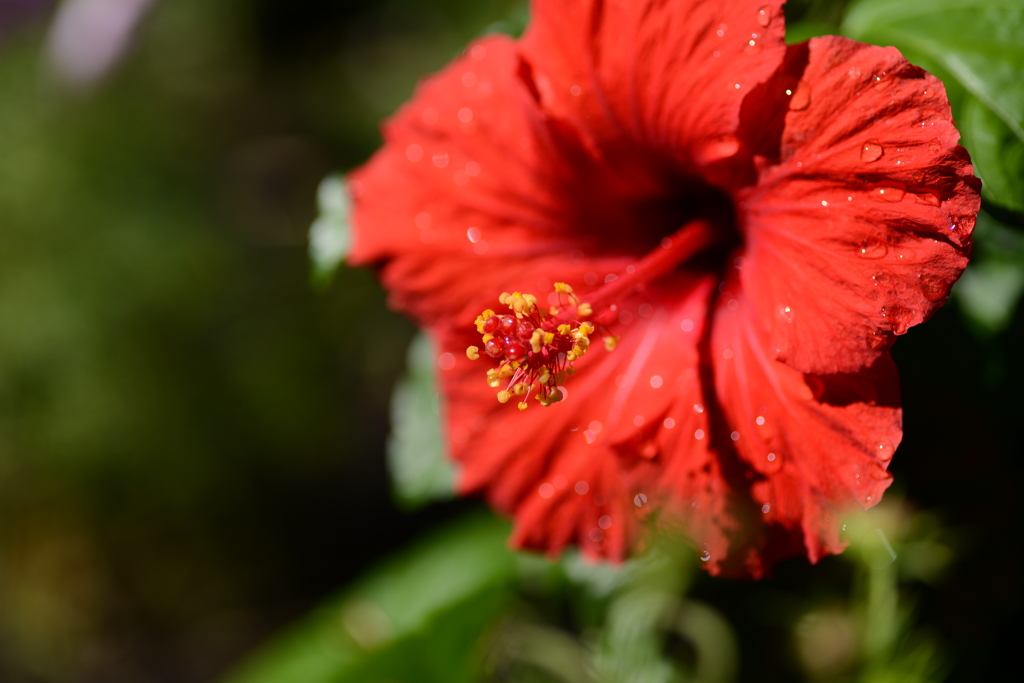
[738,36,980,374]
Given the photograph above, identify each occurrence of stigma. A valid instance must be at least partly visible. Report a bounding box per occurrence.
[467,283,614,409]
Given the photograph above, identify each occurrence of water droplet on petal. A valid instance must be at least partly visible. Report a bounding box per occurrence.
[789,81,811,110]
[876,439,895,461]
[700,546,711,562]
[867,332,888,350]
[857,237,888,259]
[761,503,771,513]
[916,108,941,128]
[756,6,772,26]
[860,139,883,162]
[880,304,912,333]
[699,134,741,163]
[842,524,847,531]
[634,493,648,507]
[767,452,776,462]
[919,273,947,301]
[871,184,905,202]
[778,305,793,322]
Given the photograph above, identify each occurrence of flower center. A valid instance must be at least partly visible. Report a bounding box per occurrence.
[467,285,605,410]
[468,218,719,409]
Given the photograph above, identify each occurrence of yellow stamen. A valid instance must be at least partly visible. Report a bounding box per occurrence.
[473,285,617,411]
[530,329,544,353]
[603,335,620,351]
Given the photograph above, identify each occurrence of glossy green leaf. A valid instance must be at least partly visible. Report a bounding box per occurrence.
[960,94,1024,214]
[842,0,1024,211]
[309,174,353,287]
[387,333,456,508]
[219,513,516,683]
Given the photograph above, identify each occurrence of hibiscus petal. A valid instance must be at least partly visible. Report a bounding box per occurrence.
[440,274,716,561]
[520,0,787,175]
[710,293,900,566]
[738,35,980,374]
[350,33,709,325]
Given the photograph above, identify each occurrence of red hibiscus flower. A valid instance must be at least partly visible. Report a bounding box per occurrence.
[348,0,980,577]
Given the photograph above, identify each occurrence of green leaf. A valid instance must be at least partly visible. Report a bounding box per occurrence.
[842,0,1024,141]
[842,0,1024,212]
[960,94,1024,214]
[309,174,353,287]
[218,513,516,683]
[387,333,456,509]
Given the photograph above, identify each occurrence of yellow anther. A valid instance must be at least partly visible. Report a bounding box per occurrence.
[530,329,543,353]
[603,335,619,351]
[505,291,538,317]
[474,309,496,332]
[479,283,618,411]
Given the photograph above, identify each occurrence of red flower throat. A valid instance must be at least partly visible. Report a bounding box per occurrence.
[469,221,719,411]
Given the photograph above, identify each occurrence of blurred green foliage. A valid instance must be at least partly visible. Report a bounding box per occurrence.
[221,496,958,683]
[1,0,1023,682]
